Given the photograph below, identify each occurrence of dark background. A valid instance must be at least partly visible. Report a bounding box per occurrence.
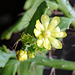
[0,0,75,75]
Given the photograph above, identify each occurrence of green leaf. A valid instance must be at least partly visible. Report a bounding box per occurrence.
[1,0,44,40]
[46,0,58,10]
[50,17,72,31]
[17,60,44,75]
[0,50,16,67]
[24,1,47,34]
[58,17,72,31]
[24,0,35,10]
[0,60,20,75]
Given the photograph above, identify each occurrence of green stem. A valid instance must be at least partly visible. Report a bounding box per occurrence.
[56,0,75,28]
[9,51,75,70]
[26,56,75,71]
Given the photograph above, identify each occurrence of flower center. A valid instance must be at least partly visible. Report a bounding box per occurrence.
[42,30,51,38]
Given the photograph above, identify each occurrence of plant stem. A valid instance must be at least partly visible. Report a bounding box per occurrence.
[26,56,75,71]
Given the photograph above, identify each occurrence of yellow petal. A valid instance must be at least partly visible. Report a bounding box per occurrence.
[48,17,60,30]
[34,28,41,37]
[51,32,67,38]
[44,38,51,50]
[41,14,49,30]
[49,37,62,49]
[37,38,44,47]
[35,20,44,30]
[51,26,60,32]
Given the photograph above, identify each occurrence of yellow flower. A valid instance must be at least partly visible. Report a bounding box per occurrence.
[34,15,67,50]
[16,50,27,61]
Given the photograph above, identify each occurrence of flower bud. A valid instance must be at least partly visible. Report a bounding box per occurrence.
[28,52,35,59]
[16,50,27,61]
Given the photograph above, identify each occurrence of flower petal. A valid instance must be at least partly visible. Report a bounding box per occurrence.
[48,17,60,30]
[35,20,44,30]
[44,38,51,50]
[41,14,49,30]
[51,32,67,38]
[49,37,62,49]
[51,26,60,32]
[34,28,41,37]
[37,38,44,47]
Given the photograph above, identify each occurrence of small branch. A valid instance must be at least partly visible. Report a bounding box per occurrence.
[49,50,52,59]
[72,44,75,47]
[12,41,19,51]
[72,71,75,75]
[54,11,63,15]
[50,68,56,75]
[48,7,56,15]
[18,12,24,16]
